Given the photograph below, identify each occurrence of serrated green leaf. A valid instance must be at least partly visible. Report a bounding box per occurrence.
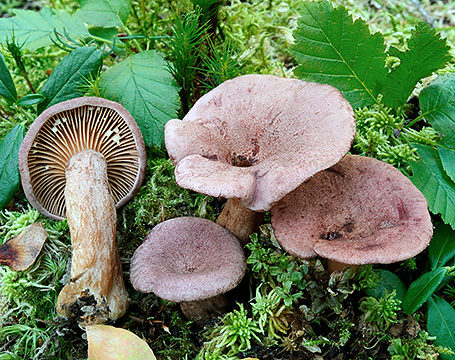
[291,0,387,109]
[77,0,132,28]
[427,295,455,359]
[0,51,17,103]
[37,47,103,114]
[429,223,455,270]
[420,74,455,136]
[0,124,24,210]
[0,8,91,51]
[17,93,46,107]
[379,22,451,109]
[410,144,455,228]
[437,130,455,183]
[402,267,447,315]
[99,50,180,147]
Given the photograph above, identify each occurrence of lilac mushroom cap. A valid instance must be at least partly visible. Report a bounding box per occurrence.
[270,155,434,265]
[130,217,247,303]
[165,74,356,212]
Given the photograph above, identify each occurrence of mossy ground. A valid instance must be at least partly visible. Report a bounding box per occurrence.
[1,0,455,359]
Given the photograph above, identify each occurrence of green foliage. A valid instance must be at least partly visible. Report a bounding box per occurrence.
[77,0,132,28]
[409,143,455,228]
[429,223,455,270]
[379,22,451,108]
[365,269,406,302]
[388,331,452,360]
[0,123,23,210]
[419,74,455,136]
[292,0,451,110]
[38,46,103,113]
[427,295,455,359]
[292,0,388,109]
[197,303,263,358]
[99,50,180,147]
[167,9,208,114]
[246,231,308,307]
[360,290,401,329]
[0,8,91,51]
[0,50,17,103]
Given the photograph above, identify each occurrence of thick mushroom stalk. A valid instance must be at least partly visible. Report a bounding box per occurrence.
[18,97,146,325]
[56,150,128,323]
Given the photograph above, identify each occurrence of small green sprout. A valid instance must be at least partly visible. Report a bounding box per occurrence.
[360,290,401,329]
[198,303,263,358]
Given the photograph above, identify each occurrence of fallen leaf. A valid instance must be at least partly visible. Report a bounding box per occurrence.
[0,222,47,271]
[86,324,156,360]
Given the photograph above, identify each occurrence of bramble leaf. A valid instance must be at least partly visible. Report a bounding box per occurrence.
[99,50,180,147]
[0,124,24,210]
[410,144,455,229]
[77,0,132,28]
[291,0,387,109]
[379,22,451,109]
[402,267,447,315]
[419,74,455,136]
[0,8,91,51]
[428,223,455,270]
[0,51,17,103]
[427,296,455,359]
[86,325,156,360]
[37,46,103,114]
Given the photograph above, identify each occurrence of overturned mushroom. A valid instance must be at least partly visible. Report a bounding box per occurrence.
[19,97,146,324]
[270,155,433,273]
[165,74,356,244]
[130,217,247,324]
[0,222,47,271]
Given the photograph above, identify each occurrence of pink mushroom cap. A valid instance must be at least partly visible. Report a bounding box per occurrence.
[165,74,356,212]
[130,217,247,302]
[271,155,434,265]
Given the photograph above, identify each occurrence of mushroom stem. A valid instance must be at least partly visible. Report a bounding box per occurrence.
[216,198,264,246]
[327,260,358,274]
[56,150,129,324]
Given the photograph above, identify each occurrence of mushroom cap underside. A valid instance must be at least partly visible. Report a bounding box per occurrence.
[19,97,146,221]
[130,217,247,302]
[165,74,356,211]
[270,154,433,265]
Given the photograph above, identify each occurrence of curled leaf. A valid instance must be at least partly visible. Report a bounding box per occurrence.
[86,324,156,360]
[0,222,47,271]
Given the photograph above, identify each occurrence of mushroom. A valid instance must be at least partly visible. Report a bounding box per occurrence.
[165,74,356,244]
[270,154,433,273]
[130,217,247,324]
[18,97,146,324]
[0,222,47,271]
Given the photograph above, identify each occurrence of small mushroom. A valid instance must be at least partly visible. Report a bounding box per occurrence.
[0,222,47,271]
[165,74,355,244]
[19,97,146,324]
[270,155,433,273]
[130,217,247,324]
